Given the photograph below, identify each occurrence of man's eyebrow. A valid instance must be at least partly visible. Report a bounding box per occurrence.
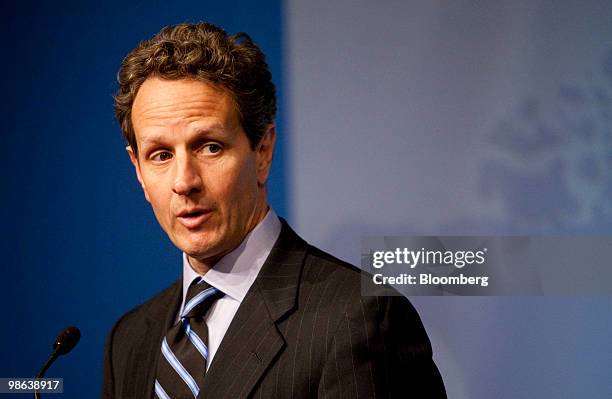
[193,123,225,135]
[138,125,227,147]
[138,135,169,147]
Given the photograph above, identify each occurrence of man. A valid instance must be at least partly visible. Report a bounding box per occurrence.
[103,22,446,398]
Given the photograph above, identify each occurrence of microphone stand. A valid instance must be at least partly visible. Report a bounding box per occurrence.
[34,349,60,399]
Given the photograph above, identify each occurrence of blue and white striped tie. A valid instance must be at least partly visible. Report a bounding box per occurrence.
[155,278,223,399]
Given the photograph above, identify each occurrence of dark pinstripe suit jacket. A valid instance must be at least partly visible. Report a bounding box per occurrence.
[102,221,446,398]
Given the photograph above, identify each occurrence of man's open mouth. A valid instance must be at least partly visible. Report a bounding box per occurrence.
[183,211,205,218]
[177,209,211,228]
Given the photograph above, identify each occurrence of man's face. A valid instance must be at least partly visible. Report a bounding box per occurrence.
[129,77,275,271]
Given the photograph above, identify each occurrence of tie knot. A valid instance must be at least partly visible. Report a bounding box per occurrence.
[181,278,224,319]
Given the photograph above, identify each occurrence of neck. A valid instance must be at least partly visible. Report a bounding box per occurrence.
[187,257,214,276]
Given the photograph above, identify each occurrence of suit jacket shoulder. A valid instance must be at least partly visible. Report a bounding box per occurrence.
[103,280,182,399]
[202,222,446,398]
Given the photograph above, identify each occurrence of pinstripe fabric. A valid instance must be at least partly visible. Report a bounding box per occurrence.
[103,220,446,398]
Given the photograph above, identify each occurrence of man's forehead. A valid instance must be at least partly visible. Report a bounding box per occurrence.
[133,77,233,111]
[131,77,240,132]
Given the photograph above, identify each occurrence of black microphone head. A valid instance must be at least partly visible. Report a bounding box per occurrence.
[53,326,80,355]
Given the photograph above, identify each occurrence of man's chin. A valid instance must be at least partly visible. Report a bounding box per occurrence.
[179,239,226,265]
[182,245,216,260]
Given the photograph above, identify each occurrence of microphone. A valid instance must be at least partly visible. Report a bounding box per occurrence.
[34,326,80,399]
[51,326,80,356]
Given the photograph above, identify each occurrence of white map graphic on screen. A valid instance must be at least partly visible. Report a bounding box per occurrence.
[481,50,612,233]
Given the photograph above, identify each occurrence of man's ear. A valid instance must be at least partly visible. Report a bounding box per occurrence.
[256,124,276,186]
[127,145,151,203]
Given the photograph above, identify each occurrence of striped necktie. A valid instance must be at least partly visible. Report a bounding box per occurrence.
[155,278,223,399]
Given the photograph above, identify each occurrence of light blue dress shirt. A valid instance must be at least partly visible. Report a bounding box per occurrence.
[180,209,281,369]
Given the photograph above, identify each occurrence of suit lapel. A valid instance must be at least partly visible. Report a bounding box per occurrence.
[125,280,182,399]
[199,221,309,399]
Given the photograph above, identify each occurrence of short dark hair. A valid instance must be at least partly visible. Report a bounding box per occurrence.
[114,22,276,155]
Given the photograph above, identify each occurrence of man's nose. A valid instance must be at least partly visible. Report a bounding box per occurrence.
[173,155,203,196]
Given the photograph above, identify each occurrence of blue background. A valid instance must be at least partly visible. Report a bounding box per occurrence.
[0,1,284,397]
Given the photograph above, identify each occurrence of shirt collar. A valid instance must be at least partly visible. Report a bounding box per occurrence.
[182,209,281,303]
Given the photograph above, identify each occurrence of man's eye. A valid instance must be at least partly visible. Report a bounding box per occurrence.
[203,143,222,154]
[151,151,173,162]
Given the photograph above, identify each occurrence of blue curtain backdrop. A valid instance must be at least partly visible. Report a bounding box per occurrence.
[0,1,284,397]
